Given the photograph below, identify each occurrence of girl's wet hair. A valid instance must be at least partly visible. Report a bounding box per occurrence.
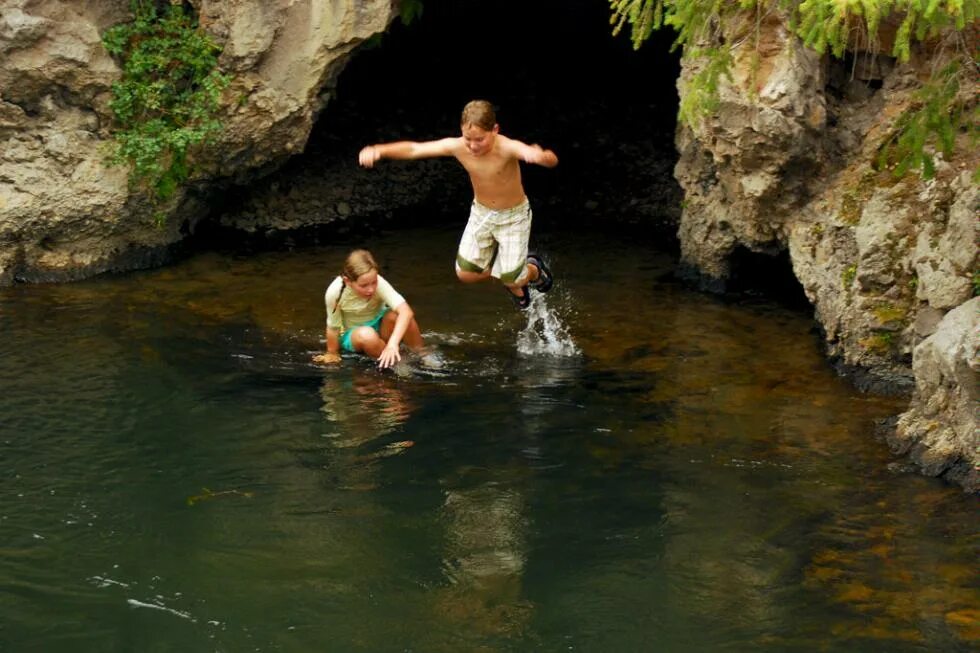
[333,249,378,313]
[343,249,378,280]
[461,99,496,131]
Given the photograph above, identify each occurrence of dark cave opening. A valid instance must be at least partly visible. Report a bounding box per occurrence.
[727,245,811,311]
[206,0,683,248]
[330,0,681,142]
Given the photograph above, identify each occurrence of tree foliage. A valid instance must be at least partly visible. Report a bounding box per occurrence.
[102,1,230,209]
[610,0,978,179]
[793,0,977,60]
[877,60,973,178]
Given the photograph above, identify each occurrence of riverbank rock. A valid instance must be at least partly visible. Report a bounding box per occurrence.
[0,0,396,283]
[672,11,978,488]
[892,298,979,492]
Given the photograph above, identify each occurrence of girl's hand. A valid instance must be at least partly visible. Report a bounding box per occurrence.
[313,352,341,365]
[377,343,401,369]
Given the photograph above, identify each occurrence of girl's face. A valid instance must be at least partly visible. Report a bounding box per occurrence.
[461,123,497,157]
[345,270,378,299]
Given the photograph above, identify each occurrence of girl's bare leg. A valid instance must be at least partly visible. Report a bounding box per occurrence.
[349,326,386,358]
[378,311,424,351]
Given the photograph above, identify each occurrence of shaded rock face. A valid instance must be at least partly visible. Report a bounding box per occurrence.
[0,0,396,283]
[672,13,978,488]
[892,298,978,492]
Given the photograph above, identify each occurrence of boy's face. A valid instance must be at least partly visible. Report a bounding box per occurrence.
[461,123,497,157]
[345,270,378,299]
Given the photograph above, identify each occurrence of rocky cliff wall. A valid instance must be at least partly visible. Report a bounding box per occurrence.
[0,0,396,283]
[673,13,978,489]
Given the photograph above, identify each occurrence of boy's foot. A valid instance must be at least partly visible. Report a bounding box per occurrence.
[527,253,553,293]
[508,284,531,310]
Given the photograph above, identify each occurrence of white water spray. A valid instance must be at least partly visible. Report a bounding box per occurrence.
[516,294,579,357]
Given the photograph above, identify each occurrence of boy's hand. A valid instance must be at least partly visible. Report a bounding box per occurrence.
[313,352,341,365]
[377,343,401,369]
[358,145,381,168]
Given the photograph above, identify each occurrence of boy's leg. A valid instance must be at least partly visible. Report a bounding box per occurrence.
[525,253,552,293]
[504,262,541,289]
[455,202,496,283]
[455,266,493,284]
[494,204,533,295]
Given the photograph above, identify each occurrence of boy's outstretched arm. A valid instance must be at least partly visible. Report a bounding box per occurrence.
[358,138,458,168]
[504,138,559,168]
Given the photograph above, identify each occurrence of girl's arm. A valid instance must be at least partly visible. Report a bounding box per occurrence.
[314,327,342,364]
[358,138,459,167]
[377,301,414,369]
[315,278,344,364]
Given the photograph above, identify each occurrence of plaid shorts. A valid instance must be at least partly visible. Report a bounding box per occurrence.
[455,198,532,283]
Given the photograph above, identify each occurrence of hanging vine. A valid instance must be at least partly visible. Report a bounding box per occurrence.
[102,1,231,214]
[610,0,978,179]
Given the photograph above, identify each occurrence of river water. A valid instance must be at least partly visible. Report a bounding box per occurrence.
[1,224,977,652]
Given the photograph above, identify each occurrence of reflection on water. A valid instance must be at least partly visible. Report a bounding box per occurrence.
[0,225,977,652]
[437,478,532,643]
[320,372,414,447]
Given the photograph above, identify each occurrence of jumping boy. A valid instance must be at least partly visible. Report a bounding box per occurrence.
[358,100,558,309]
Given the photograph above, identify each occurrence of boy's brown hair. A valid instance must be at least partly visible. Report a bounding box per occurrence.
[461,100,496,131]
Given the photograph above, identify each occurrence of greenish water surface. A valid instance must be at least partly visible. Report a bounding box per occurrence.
[1,225,977,652]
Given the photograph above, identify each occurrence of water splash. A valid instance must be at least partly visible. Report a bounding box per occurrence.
[516,294,579,357]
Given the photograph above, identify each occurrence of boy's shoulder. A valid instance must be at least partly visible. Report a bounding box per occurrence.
[494,133,524,155]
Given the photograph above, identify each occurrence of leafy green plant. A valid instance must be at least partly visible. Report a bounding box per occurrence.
[609,0,979,179]
[102,1,230,208]
[678,45,733,124]
[842,263,858,288]
[400,0,425,25]
[792,0,976,60]
[876,61,968,179]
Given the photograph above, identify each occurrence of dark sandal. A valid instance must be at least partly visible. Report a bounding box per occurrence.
[527,253,553,294]
[508,284,531,310]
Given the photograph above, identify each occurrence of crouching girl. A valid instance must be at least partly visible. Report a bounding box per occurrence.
[313,249,425,369]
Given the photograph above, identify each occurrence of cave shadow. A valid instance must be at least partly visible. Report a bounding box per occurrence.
[198,0,683,252]
[725,245,813,312]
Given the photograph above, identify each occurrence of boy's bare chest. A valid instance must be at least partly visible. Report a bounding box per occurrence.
[459,155,518,182]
